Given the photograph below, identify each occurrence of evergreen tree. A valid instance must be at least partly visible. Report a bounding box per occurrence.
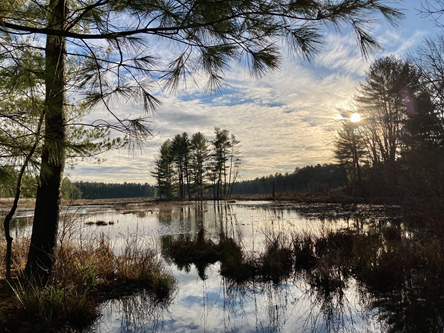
[212,128,231,199]
[61,177,82,200]
[190,132,211,199]
[355,56,423,188]
[171,133,191,200]
[333,119,367,195]
[152,140,175,200]
[1,0,402,282]
[227,134,242,197]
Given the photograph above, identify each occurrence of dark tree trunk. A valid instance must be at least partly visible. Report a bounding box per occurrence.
[3,113,43,291]
[25,0,67,284]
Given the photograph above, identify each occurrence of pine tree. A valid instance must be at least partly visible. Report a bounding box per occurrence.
[1,0,403,282]
[334,120,367,196]
[190,132,211,199]
[152,140,175,200]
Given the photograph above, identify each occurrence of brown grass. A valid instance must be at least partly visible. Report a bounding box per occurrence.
[0,236,31,279]
[228,192,362,203]
[0,227,175,333]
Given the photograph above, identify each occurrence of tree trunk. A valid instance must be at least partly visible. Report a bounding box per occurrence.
[3,112,44,291]
[25,0,67,284]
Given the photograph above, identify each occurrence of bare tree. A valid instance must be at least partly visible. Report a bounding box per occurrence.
[420,0,444,27]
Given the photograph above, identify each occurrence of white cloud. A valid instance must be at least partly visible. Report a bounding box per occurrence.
[70,0,442,185]
[72,56,360,184]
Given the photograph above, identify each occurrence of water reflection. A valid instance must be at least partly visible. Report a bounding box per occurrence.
[71,201,443,333]
[95,291,174,333]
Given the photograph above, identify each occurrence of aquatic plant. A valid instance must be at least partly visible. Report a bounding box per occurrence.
[166,229,295,284]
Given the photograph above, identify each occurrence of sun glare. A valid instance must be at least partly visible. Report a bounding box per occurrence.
[350,113,361,123]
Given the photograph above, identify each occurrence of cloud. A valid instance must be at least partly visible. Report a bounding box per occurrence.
[70,1,441,185]
[72,56,359,184]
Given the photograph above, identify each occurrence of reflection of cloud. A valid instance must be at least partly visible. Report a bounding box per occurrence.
[181,291,235,309]
[70,1,441,184]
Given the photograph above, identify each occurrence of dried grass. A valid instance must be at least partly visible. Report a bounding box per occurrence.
[0,220,175,333]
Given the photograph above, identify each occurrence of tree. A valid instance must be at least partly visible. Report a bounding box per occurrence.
[232,164,346,195]
[0,45,104,286]
[152,139,175,200]
[171,133,191,200]
[190,132,211,200]
[333,118,367,196]
[74,181,156,198]
[397,34,444,214]
[212,128,231,199]
[2,108,43,289]
[420,0,444,27]
[1,0,403,282]
[153,130,239,199]
[227,134,242,197]
[355,56,423,188]
[410,33,444,148]
[61,177,82,200]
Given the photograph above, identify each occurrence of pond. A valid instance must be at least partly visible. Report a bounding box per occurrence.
[12,200,442,332]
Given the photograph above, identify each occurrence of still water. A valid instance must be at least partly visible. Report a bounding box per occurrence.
[48,200,406,333]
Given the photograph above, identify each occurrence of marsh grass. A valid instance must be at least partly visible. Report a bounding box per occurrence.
[0,220,176,333]
[165,222,444,315]
[166,229,294,284]
[228,192,358,203]
[0,235,30,279]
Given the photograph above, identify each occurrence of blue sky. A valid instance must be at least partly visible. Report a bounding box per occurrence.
[70,0,442,184]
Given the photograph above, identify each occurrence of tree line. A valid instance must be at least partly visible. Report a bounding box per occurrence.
[0,174,157,200]
[332,39,444,216]
[232,164,346,195]
[73,181,156,199]
[151,128,241,200]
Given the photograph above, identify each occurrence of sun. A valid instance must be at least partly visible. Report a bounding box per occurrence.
[350,113,361,123]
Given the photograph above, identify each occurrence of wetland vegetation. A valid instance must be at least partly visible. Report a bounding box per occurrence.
[0,198,443,332]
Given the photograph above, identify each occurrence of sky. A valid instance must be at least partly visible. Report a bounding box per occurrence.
[69,0,442,185]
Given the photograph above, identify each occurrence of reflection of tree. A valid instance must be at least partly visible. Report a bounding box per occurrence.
[100,291,173,333]
[158,202,444,332]
[292,230,373,333]
[300,281,355,333]
[96,203,444,333]
[372,290,444,333]
[159,202,243,279]
[221,278,294,333]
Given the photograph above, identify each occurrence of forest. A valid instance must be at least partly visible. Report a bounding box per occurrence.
[72,181,156,199]
[232,164,346,195]
[329,51,444,219]
[0,175,157,200]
